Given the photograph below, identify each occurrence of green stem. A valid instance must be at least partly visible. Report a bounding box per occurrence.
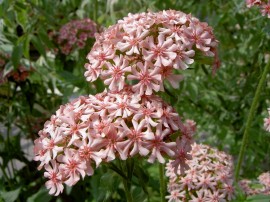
[159,163,165,202]
[93,0,98,22]
[118,160,133,202]
[0,162,12,187]
[235,60,270,180]
[123,178,133,202]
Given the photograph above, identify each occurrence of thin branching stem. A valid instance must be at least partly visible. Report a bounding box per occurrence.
[235,60,270,180]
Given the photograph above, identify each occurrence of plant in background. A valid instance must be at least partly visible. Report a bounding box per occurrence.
[52,18,98,55]
[166,143,235,202]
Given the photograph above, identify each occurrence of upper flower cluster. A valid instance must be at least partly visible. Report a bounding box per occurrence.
[246,0,270,18]
[84,10,219,96]
[34,87,194,196]
[263,108,270,132]
[165,143,234,202]
[239,172,270,196]
[56,18,98,55]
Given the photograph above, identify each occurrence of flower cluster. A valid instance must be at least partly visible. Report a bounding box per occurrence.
[239,172,270,196]
[165,143,234,202]
[56,18,98,55]
[0,52,31,84]
[264,108,270,132]
[34,87,194,196]
[246,0,270,18]
[84,10,219,96]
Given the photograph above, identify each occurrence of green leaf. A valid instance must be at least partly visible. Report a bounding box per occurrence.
[126,158,134,182]
[132,187,147,202]
[0,187,21,202]
[56,70,84,87]
[3,61,13,77]
[16,10,27,29]
[186,82,198,100]
[107,163,127,179]
[99,171,120,194]
[93,78,105,93]
[246,194,270,202]
[26,187,52,202]
[194,51,215,65]
[31,35,46,57]
[22,34,30,59]
[133,163,149,196]
[11,44,23,69]
[38,29,55,49]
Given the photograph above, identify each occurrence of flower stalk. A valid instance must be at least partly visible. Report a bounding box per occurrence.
[123,178,133,202]
[159,163,166,202]
[235,60,270,180]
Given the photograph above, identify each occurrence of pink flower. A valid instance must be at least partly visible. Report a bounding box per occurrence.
[159,65,184,89]
[142,35,177,67]
[246,0,262,8]
[97,125,124,162]
[86,43,115,71]
[58,149,87,186]
[44,160,64,196]
[261,2,270,18]
[116,29,149,55]
[117,119,149,160]
[258,172,270,188]
[74,138,104,175]
[196,173,217,190]
[128,61,162,95]
[103,55,131,91]
[173,42,195,70]
[41,128,63,163]
[189,190,206,202]
[107,94,140,118]
[170,138,192,174]
[134,100,163,126]
[160,105,182,130]
[184,22,212,52]
[204,190,226,202]
[144,123,176,163]
[165,190,185,202]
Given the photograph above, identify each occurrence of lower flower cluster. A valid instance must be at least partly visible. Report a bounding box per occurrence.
[165,143,234,202]
[34,87,194,195]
